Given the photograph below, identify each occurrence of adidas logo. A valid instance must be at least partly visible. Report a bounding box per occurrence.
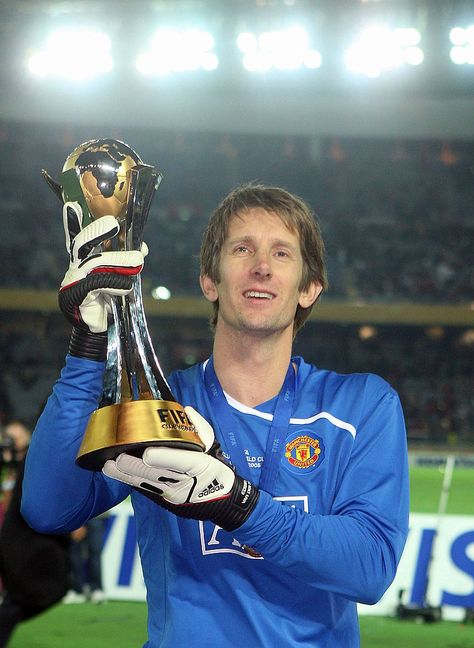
[198,478,225,498]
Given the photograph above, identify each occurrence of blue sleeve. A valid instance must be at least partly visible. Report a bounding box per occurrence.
[234,388,409,605]
[21,355,130,533]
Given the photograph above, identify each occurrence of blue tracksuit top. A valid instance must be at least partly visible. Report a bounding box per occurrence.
[22,354,409,647]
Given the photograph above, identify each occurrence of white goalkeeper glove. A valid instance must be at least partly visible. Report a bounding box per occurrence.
[59,202,146,360]
[103,406,259,532]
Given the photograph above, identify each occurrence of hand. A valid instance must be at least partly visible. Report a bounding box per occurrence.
[103,407,259,532]
[59,201,146,334]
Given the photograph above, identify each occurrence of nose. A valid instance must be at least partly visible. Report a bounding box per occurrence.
[251,251,272,278]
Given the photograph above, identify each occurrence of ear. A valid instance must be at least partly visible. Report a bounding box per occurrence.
[298,282,323,309]
[200,275,219,303]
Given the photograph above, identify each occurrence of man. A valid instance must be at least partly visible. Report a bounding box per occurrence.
[1,425,70,648]
[1,420,30,513]
[22,183,409,647]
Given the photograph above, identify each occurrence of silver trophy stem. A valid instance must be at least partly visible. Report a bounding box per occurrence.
[100,301,122,406]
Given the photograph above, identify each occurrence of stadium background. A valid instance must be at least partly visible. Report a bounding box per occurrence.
[0,0,473,642]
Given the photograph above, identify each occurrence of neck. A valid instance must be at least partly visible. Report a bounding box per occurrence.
[211,327,293,407]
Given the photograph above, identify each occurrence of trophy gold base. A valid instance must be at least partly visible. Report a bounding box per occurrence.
[76,400,205,471]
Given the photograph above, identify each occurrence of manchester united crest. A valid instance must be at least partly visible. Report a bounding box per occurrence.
[285,433,324,471]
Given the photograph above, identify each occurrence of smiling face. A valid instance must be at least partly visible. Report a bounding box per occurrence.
[200,208,321,339]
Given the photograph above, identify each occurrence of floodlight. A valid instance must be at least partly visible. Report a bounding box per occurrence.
[237,26,321,72]
[404,46,424,66]
[136,28,218,76]
[450,46,466,65]
[449,26,474,64]
[237,32,257,53]
[345,24,424,77]
[393,27,421,47]
[303,50,322,69]
[450,27,467,45]
[27,28,113,81]
[243,51,272,72]
[201,52,219,71]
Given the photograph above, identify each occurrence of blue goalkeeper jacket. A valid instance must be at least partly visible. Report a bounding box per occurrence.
[22,355,409,647]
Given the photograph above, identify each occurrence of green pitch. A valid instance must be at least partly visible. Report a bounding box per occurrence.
[8,601,147,648]
[7,601,474,648]
[7,461,474,647]
[360,615,474,647]
[409,464,474,516]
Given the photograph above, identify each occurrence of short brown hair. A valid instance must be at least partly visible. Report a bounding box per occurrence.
[200,183,328,334]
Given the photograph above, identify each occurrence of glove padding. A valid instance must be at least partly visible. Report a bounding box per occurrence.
[59,201,146,334]
[103,407,259,532]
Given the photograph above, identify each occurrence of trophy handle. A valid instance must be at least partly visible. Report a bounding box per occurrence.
[126,164,162,249]
[41,169,64,204]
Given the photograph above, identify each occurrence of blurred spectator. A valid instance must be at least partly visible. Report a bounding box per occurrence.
[0,420,30,515]
[63,515,108,605]
[0,456,70,647]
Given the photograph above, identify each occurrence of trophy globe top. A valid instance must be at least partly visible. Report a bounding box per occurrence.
[62,138,142,224]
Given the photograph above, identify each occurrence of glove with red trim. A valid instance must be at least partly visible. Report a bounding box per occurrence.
[103,406,260,532]
[59,201,146,360]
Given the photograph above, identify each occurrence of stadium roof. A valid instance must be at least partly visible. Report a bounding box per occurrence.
[0,0,473,139]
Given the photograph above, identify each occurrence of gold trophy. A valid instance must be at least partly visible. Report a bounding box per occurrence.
[43,138,205,470]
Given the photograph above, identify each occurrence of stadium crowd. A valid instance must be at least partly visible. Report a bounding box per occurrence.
[0,123,472,301]
[0,312,472,450]
[0,122,472,448]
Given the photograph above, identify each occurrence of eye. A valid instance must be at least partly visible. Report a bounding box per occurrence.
[234,245,250,254]
[275,249,290,258]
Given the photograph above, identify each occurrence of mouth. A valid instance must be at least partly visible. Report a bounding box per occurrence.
[244,290,275,300]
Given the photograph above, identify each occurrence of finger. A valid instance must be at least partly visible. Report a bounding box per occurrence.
[74,216,120,262]
[103,459,176,500]
[88,287,133,299]
[63,202,83,255]
[60,271,135,298]
[81,249,145,274]
[103,455,152,488]
[116,452,181,484]
[144,446,211,476]
[102,459,136,485]
[184,406,215,452]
